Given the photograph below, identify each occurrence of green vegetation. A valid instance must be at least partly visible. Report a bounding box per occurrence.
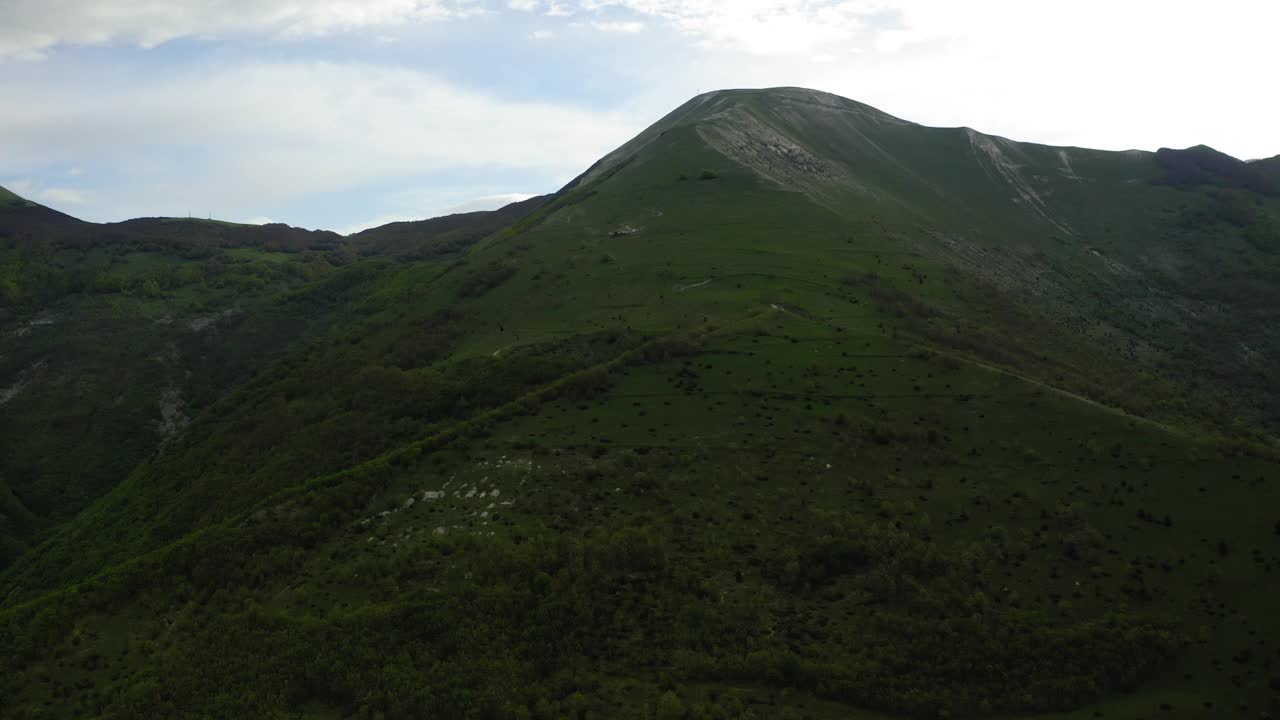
[0,194,545,563]
[2,88,1278,720]
[0,185,30,208]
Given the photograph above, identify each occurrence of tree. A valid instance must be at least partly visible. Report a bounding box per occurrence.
[656,691,686,720]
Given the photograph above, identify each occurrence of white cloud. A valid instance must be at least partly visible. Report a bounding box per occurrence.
[592,20,643,33]
[591,0,1280,159]
[799,0,1280,158]
[577,0,878,55]
[337,190,537,233]
[441,192,537,214]
[39,187,87,205]
[511,0,575,16]
[0,60,637,221]
[4,179,36,198]
[336,193,537,235]
[529,29,555,39]
[334,214,422,235]
[0,0,472,59]
[3,178,87,206]
[242,216,275,225]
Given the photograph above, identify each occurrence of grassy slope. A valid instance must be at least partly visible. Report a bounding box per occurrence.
[1,90,1278,719]
[681,89,1280,434]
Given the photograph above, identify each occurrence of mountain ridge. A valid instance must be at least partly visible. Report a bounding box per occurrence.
[5,87,1273,236]
[0,184,550,248]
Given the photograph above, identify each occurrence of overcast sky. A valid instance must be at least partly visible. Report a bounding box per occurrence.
[1,0,1276,233]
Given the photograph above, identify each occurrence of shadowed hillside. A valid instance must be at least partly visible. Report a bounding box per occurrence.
[348,194,552,258]
[0,189,547,563]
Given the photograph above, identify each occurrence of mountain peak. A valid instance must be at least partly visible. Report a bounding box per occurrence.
[575,86,908,186]
[681,86,907,125]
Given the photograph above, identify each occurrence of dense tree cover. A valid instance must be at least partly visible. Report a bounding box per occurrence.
[0,191,551,563]
[0,325,648,601]
[0,495,1180,719]
[0,234,338,310]
[5,306,1229,718]
[0,241,348,563]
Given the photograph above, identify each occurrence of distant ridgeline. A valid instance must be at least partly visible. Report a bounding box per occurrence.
[1,89,1278,720]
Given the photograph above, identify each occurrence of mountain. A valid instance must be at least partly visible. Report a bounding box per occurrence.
[1156,145,1278,196]
[2,89,1278,720]
[1254,154,1280,186]
[0,185,27,207]
[348,194,553,258]
[0,186,89,244]
[0,188,547,564]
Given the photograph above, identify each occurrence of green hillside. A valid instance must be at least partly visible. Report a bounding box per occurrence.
[0,185,30,208]
[2,88,1278,720]
[0,194,547,564]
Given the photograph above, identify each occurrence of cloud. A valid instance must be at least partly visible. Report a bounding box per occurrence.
[335,190,535,233]
[334,214,424,235]
[242,216,276,225]
[39,187,87,205]
[585,0,1280,159]
[0,60,638,222]
[0,0,474,59]
[576,0,882,56]
[0,0,1097,66]
[591,20,643,33]
[440,192,537,214]
[529,29,555,39]
[3,178,87,207]
[336,193,537,235]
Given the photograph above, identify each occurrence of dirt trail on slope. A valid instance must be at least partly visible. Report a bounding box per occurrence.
[676,279,713,292]
[934,347,1177,435]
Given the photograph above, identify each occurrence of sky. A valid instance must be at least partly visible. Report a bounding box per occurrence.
[0,0,1276,234]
